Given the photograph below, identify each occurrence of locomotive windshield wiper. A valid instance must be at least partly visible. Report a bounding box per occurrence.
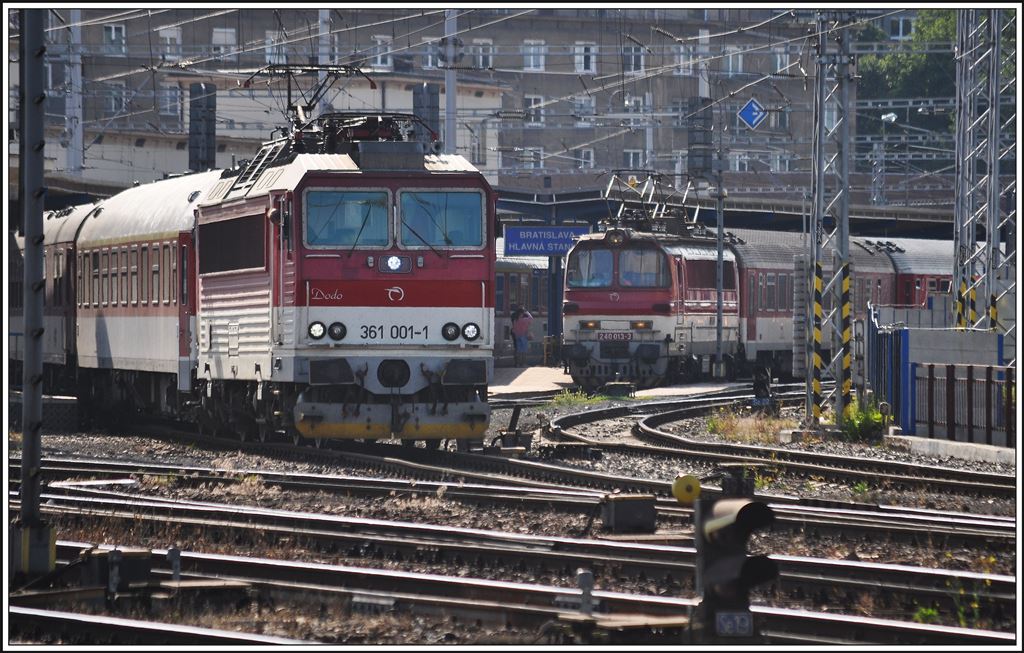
[347,204,373,256]
[401,218,443,257]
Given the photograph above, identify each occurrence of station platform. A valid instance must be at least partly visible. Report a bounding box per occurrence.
[489,366,737,399]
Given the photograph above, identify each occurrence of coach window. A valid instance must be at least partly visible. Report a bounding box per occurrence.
[876,279,882,304]
[91,252,100,307]
[509,273,521,309]
[765,273,776,311]
[759,273,766,311]
[162,244,171,304]
[112,250,120,305]
[140,247,149,304]
[778,274,788,311]
[399,190,483,248]
[748,272,757,313]
[169,243,177,304]
[52,250,61,307]
[180,246,188,306]
[120,247,128,305]
[101,252,109,305]
[76,253,83,306]
[152,245,161,304]
[130,248,138,304]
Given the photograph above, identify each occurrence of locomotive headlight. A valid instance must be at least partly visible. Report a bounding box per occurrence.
[461,322,480,341]
[606,230,626,245]
[442,322,461,341]
[580,320,601,330]
[630,320,652,330]
[308,321,326,340]
[328,322,346,340]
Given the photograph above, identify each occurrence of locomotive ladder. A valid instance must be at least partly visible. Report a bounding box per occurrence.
[228,139,287,195]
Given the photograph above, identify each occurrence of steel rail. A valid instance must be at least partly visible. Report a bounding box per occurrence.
[45,541,1019,645]
[18,492,1015,618]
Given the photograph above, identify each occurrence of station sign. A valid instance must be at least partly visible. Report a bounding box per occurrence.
[504,226,590,256]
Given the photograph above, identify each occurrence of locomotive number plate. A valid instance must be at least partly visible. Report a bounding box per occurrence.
[359,324,430,341]
[597,331,633,341]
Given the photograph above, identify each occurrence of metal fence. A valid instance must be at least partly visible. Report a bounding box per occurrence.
[912,363,1016,447]
[866,305,1016,449]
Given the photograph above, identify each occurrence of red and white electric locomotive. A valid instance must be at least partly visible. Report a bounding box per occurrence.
[194,113,495,445]
[562,225,740,390]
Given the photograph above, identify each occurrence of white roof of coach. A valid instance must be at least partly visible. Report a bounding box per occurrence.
[44,201,104,246]
[77,170,223,247]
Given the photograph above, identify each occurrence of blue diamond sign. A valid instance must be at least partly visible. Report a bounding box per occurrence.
[737,98,768,130]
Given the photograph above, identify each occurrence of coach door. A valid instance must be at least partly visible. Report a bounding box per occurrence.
[177,233,194,391]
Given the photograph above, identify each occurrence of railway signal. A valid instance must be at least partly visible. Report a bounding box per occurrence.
[694,497,777,642]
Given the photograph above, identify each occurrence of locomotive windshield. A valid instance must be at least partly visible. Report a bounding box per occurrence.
[566,248,613,288]
[399,191,483,247]
[618,248,669,287]
[305,190,389,248]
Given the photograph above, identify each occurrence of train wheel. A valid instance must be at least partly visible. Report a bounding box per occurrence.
[291,429,303,446]
[256,422,272,443]
[401,438,417,448]
[425,439,443,450]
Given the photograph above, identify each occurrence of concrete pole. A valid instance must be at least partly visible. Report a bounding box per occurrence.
[66,8,83,174]
[715,168,725,376]
[444,10,457,155]
[318,9,331,116]
[20,7,46,529]
[15,9,55,584]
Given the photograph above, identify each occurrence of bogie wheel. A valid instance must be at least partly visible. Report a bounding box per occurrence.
[401,438,417,448]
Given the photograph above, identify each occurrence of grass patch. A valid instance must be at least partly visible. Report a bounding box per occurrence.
[706,408,799,445]
[548,389,612,407]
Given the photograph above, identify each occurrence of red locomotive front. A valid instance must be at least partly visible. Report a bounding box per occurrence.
[195,114,495,446]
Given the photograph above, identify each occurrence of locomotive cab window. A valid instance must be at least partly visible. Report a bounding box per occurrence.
[305,190,389,248]
[618,248,669,287]
[399,190,483,248]
[566,248,612,288]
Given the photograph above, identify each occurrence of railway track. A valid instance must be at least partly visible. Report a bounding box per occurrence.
[10,456,1016,550]
[9,541,1014,646]
[10,474,1015,620]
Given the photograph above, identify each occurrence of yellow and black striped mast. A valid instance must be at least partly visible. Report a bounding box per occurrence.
[807,11,854,427]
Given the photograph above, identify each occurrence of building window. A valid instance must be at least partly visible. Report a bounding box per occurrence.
[103,24,126,56]
[422,38,440,68]
[573,95,595,125]
[673,150,687,187]
[523,40,545,71]
[722,46,743,76]
[574,42,597,74]
[622,45,644,74]
[525,95,544,126]
[573,148,594,169]
[522,147,544,169]
[623,149,644,169]
[371,35,392,70]
[211,28,236,56]
[106,81,127,116]
[624,93,646,127]
[674,45,695,76]
[772,46,789,73]
[265,31,287,64]
[159,27,182,61]
[470,38,493,69]
[159,84,182,117]
[770,106,790,130]
[890,16,914,40]
[730,150,752,172]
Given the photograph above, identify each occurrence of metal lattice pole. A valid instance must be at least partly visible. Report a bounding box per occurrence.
[807,11,854,427]
[954,9,1016,338]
